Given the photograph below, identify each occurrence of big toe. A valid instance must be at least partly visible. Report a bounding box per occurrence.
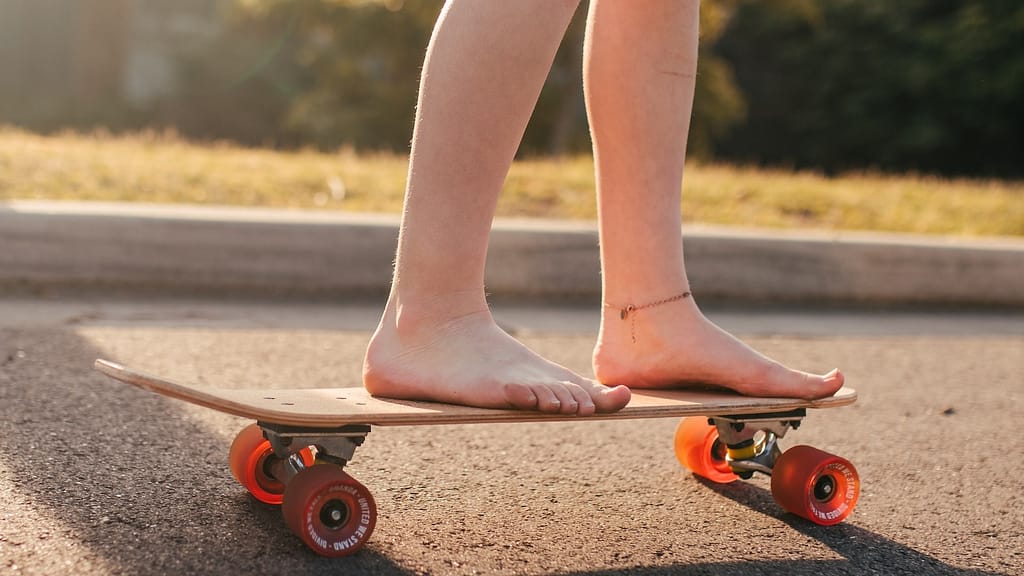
[794,368,844,400]
[822,368,845,395]
[592,384,631,413]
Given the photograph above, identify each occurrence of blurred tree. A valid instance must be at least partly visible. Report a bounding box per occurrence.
[520,1,589,157]
[521,0,746,159]
[713,0,1024,177]
[0,0,135,130]
[168,0,745,156]
[8,0,1015,177]
[690,0,747,158]
[166,0,437,147]
[274,0,441,149]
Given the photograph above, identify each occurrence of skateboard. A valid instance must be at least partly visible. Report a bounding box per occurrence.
[94,359,860,558]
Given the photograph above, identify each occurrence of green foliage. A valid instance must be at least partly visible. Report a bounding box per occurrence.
[273,0,442,149]
[171,0,746,156]
[162,4,308,146]
[2,0,1019,177]
[690,0,747,158]
[519,3,589,156]
[167,0,441,148]
[713,0,1024,177]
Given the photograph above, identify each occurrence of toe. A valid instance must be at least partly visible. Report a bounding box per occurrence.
[565,382,596,417]
[826,368,844,387]
[592,384,631,413]
[530,384,563,413]
[502,382,539,410]
[792,369,844,400]
[548,383,579,415]
[821,368,845,394]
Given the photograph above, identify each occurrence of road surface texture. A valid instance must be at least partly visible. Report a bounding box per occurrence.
[1,297,1021,575]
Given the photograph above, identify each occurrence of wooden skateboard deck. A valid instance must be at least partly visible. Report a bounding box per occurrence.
[94,359,856,427]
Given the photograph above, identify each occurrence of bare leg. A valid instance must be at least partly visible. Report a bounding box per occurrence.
[364,0,631,414]
[586,0,842,399]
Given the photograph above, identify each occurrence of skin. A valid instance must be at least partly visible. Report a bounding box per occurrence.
[363,0,844,415]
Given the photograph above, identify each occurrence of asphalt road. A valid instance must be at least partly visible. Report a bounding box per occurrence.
[1,297,1021,575]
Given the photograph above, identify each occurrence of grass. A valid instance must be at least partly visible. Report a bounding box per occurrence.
[1,127,1021,236]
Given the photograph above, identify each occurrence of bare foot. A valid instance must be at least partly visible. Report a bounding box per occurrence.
[593,297,843,400]
[364,305,631,415]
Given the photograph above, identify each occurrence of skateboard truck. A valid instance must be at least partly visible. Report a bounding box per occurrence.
[259,422,370,483]
[709,409,805,478]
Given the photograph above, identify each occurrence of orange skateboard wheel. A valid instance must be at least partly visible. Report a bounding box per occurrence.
[771,445,859,525]
[281,466,377,557]
[228,423,313,505]
[674,417,738,484]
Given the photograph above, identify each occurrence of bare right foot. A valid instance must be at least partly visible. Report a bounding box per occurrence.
[364,302,631,416]
[593,295,844,400]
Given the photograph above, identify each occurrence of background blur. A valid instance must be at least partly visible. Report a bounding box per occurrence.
[1,0,1022,178]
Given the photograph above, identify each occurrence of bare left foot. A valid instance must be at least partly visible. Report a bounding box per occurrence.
[592,296,843,400]
[364,300,631,415]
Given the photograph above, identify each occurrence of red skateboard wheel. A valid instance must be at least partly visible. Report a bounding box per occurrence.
[771,445,859,525]
[228,423,313,505]
[674,417,738,484]
[281,466,377,557]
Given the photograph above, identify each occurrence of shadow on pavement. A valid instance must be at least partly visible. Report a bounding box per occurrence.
[548,475,1006,576]
[639,476,1005,576]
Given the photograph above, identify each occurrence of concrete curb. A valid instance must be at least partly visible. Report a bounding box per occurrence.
[2,200,1022,307]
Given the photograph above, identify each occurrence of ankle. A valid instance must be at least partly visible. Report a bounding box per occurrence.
[601,289,699,343]
[385,289,492,339]
[603,289,692,322]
